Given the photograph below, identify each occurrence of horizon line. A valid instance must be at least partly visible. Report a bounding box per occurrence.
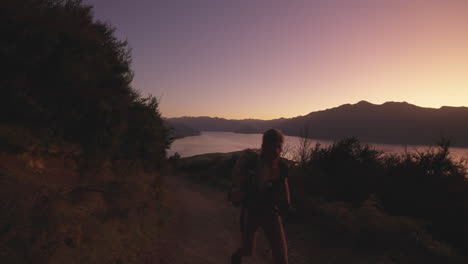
[162,100,468,121]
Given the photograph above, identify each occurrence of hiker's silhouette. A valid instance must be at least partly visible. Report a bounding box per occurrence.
[229,129,291,264]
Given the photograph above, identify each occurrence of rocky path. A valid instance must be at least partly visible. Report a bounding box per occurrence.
[153,173,314,264]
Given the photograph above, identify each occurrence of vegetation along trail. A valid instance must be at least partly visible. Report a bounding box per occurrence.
[153,172,316,264]
[152,169,413,264]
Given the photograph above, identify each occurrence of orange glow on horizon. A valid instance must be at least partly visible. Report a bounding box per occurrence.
[140,1,468,120]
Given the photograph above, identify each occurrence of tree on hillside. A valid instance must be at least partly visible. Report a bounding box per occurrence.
[0,0,171,169]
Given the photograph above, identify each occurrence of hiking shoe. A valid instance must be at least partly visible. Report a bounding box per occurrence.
[231,253,241,264]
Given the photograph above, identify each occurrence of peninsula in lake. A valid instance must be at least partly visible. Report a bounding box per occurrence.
[166,101,468,147]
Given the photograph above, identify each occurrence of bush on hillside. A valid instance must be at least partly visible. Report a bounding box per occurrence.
[297,137,468,255]
[0,0,171,169]
[0,1,170,262]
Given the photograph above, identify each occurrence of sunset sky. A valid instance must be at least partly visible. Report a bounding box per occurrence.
[86,0,468,119]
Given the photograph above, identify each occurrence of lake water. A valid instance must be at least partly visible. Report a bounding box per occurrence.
[168,131,468,161]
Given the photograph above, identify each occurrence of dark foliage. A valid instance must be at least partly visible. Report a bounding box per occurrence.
[302,137,468,254]
[0,0,171,169]
[304,138,385,204]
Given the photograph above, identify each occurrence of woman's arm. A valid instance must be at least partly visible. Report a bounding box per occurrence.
[283,177,291,207]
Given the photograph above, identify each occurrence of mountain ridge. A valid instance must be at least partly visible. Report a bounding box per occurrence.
[165,101,468,147]
[167,101,467,121]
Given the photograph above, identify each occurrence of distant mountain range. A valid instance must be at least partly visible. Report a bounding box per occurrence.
[163,119,201,139]
[165,101,468,147]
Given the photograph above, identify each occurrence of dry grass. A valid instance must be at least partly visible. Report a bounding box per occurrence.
[0,149,164,264]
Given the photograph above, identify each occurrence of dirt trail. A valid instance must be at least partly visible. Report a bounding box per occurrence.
[154,173,313,264]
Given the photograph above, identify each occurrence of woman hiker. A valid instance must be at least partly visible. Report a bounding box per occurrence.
[229,128,292,264]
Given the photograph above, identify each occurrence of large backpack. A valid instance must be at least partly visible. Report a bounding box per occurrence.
[229,149,289,211]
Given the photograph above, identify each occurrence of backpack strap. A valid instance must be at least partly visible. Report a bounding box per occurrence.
[279,159,289,181]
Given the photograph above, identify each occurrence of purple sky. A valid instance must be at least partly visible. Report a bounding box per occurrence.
[85,0,468,119]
